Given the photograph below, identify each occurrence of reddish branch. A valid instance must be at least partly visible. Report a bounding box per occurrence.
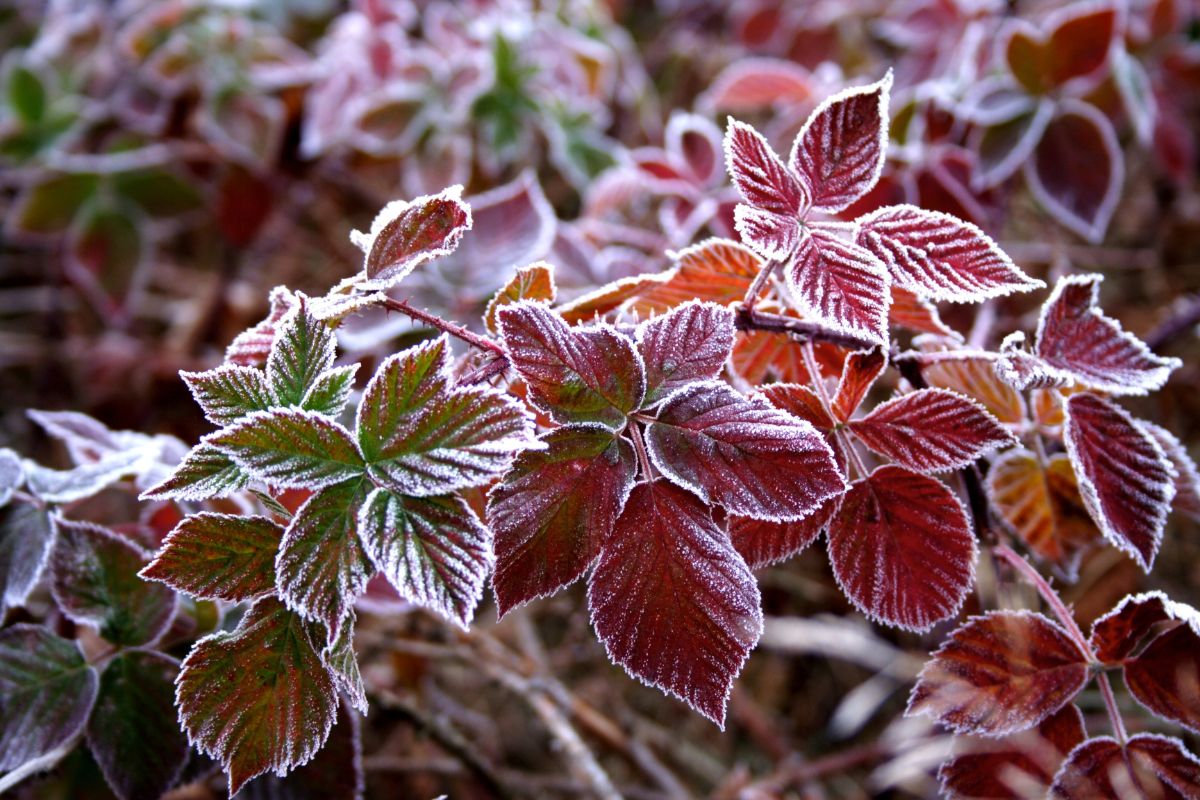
[734,306,879,351]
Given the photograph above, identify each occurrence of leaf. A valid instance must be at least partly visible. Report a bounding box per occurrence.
[358,488,491,628]
[86,651,189,800]
[176,597,337,796]
[1064,392,1175,571]
[239,701,363,800]
[907,611,1090,736]
[139,443,250,501]
[923,348,1027,425]
[827,466,975,631]
[8,173,99,236]
[728,494,839,569]
[789,71,892,213]
[972,102,1054,189]
[731,312,845,385]
[636,301,735,405]
[301,364,359,417]
[498,302,646,429]
[0,625,98,772]
[0,502,53,611]
[276,479,373,645]
[266,301,337,407]
[208,409,364,490]
[350,185,472,289]
[140,513,281,602]
[889,287,962,340]
[759,383,835,430]
[1035,273,1181,396]
[488,425,636,615]
[987,451,1099,575]
[995,332,1075,392]
[50,518,177,647]
[849,388,1017,473]
[832,348,887,421]
[24,449,147,504]
[322,620,366,716]
[587,479,762,727]
[226,286,296,368]
[356,335,536,496]
[723,118,807,260]
[854,205,1043,302]
[1003,6,1116,94]
[1088,591,1200,664]
[1050,734,1200,799]
[484,261,557,333]
[1024,103,1123,244]
[0,448,23,507]
[113,168,203,219]
[939,703,1086,800]
[181,365,274,426]
[645,381,845,521]
[626,237,759,315]
[785,228,890,344]
[1125,621,1200,735]
[1138,421,1200,521]
[699,57,815,114]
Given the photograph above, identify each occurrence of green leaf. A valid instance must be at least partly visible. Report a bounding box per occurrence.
[0,501,52,611]
[0,624,98,771]
[9,173,98,235]
[176,597,337,796]
[357,335,536,497]
[68,203,144,302]
[141,513,281,602]
[50,518,177,646]
[322,615,366,715]
[113,168,203,218]
[139,442,250,501]
[209,409,364,490]
[358,488,491,628]
[301,364,359,417]
[86,651,189,800]
[181,365,275,426]
[7,63,45,124]
[267,302,336,406]
[276,479,373,646]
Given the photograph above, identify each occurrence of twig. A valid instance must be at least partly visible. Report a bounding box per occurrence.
[1096,671,1129,745]
[733,307,879,351]
[377,297,507,357]
[457,355,510,386]
[740,258,780,312]
[892,349,999,365]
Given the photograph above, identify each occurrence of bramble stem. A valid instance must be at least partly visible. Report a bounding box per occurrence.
[734,307,879,351]
[992,544,1091,656]
[629,423,655,481]
[457,355,509,385]
[1097,670,1129,745]
[741,258,780,312]
[892,349,1000,365]
[378,297,507,357]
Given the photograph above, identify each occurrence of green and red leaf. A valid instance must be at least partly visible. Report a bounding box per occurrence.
[140,513,281,602]
[208,409,364,491]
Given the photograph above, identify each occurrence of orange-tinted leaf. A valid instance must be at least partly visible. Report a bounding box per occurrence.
[832,348,887,421]
[626,238,759,315]
[890,287,962,339]
[484,261,557,334]
[923,349,1026,425]
[758,383,834,430]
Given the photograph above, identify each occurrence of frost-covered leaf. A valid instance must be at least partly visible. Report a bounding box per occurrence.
[86,650,188,800]
[226,286,296,368]
[1024,103,1122,244]
[358,488,490,629]
[626,238,758,315]
[1035,274,1180,396]
[181,365,274,426]
[907,611,1090,736]
[789,72,892,213]
[209,409,364,490]
[855,205,1043,302]
[50,518,176,647]
[1050,734,1200,799]
[139,443,250,502]
[849,388,1017,473]
[1138,421,1200,521]
[827,466,975,631]
[0,448,22,507]
[240,701,363,800]
[832,348,887,421]
[484,261,557,334]
[587,479,762,727]
[276,479,372,646]
[301,365,359,418]
[141,513,281,602]
[729,494,838,569]
[636,301,735,405]
[924,348,1026,425]
[995,332,1074,392]
[1064,392,1174,571]
[351,186,472,289]
[322,617,366,716]
[646,381,845,521]
[489,425,636,616]
[1125,620,1200,735]
[266,301,337,407]
[724,118,807,260]
[177,597,336,796]
[0,625,98,772]
[0,502,53,611]
[699,57,815,113]
[973,102,1053,189]
[498,302,645,429]
[357,336,536,497]
[785,228,890,344]
[1088,591,1200,665]
[24,449,147,504]
[939,703,1085,800]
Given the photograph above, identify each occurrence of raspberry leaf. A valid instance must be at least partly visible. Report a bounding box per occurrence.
[141,513,282,602]
[351,185,472,289]
[266,302,338,407]
[181,365,274,427]
[785,228,890,345]
[1050,734,1200,799]
[139,443,250,502]
[724,118,807,260]
[0,502,53,612]
[636,301,735,405]
[209,409,364,490]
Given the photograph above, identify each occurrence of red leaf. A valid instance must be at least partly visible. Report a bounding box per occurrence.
[1036,274,1181,396]
[1139,421,1200,521]
[855,204,1043,302]
[498,302,646,429]
[789,72,892,213]
[907,611,1090,736]
[1064,392,1175,571]
[351,186,472,289]
[637,301,735,405]
[1004,6,1117,94]
[141,513,281,602]
[1024,103,1123,244]
[940,703,1086,799]
[995,332,1075,392]
[489,426,636,615]
[827,466,975,631]
[645,381,845,521]
[1125,621,1200,735]
[832,347,887,421]
[849,388,1017,473]
[729,494,838,569]
[1089,591,1199,664]
[699,58,815,114]
[785,228,890,344]
[1051,734,1200,799]
[667,111,722,186]
[724,119,808,260]
[587,479,762,727]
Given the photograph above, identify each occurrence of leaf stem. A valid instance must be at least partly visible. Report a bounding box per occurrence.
[733,307,879,351]
[741,258,780,312]
[992,544,1091,656]
[378,297,507,357]
[628,423,655,482]
[1096,670,1129,745]
[800,341,869,480]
